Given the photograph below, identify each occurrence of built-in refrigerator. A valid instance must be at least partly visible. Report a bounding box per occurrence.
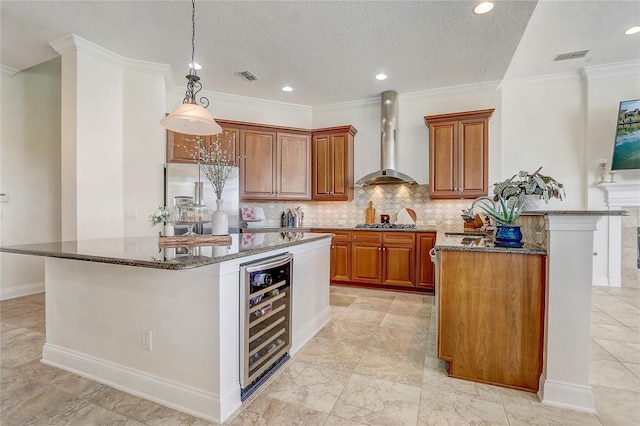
[164,163,240,234]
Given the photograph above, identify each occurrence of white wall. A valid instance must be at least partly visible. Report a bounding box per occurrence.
[1,58,61,299]
[501,74,585,210]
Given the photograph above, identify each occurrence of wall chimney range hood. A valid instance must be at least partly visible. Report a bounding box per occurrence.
[356,91,417,185]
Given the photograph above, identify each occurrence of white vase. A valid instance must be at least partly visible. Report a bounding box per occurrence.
[521,195,543,211]
[163,223,175,236]
[211,199,229,235]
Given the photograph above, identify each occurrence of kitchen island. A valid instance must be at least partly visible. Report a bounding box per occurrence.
[434,210,629,415]
[0,231,333,423]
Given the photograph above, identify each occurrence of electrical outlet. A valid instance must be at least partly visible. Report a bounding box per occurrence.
[125,243,137,252]
[125,209,137,219]
[142,330,152,351]
[337,219,346,226]
[535,232,543,244]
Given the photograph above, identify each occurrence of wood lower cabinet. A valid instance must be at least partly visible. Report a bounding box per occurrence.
[351,231,416,288]
[240,130,311,200]
[438,250,545,392]
[416,232,437,290]
[424,109,494,199]
[330,231,351,282]
[312,126,356,201]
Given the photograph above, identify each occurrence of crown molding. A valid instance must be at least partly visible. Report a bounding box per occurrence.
[0,65,19,77]
[49,34,172,88]
[401,80,501,101]
[581,60,640,81]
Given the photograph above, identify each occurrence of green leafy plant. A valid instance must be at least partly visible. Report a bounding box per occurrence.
[479,194,522,226]
[492,167,565,209]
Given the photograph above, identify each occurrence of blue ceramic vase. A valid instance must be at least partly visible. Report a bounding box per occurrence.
[494,225,523,248]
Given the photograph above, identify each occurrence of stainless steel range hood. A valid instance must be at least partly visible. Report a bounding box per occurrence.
[356,91,417,186]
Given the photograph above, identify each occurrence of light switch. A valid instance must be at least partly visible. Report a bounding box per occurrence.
[125,209,137,219]
[0,193,9,203]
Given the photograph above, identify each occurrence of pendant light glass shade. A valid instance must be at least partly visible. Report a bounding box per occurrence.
[160,0,222,136]
[161,103,222,136]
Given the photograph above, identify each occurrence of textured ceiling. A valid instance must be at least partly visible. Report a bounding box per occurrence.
[1,1,639,106]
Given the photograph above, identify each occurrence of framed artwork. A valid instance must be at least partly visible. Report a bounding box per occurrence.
[612,99,640,170]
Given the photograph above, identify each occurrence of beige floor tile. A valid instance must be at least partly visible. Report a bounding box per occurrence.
[49,400,140,425]
[381,312,429,333]
[0,327,44,368]
[594,338,640,364]
[338,307,387,327]
[89,386,166,422]
[591,323,640,344]
[592,384,640,426]
[264,360,350,413]
[329,305,346,320]
[143,404,218,425]
[500,387,601,425]
[226,394,328,425]
[349,295,394,312]
[369,326,428,354]
[295,336,365,373]
[356,346,424,386]
[591,339,617,361]
[418,387,508,425]
[1,384,86,425]
[323,414,368,425]
[387,299,431,318]
[330,293,357,307]
[591,309,625,326]
[422,374,503,404]
[317,318,378,347]
[623,361,640,379]
[331,373,421,426]
[590,358,640,392]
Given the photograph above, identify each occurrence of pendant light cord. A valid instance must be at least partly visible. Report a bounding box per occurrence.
[191,0,196,69]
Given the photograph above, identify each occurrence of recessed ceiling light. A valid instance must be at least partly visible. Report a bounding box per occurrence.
[282,86,293,92]
[625,26,640,35]
[474,2,494,14]
[375,73,388,81]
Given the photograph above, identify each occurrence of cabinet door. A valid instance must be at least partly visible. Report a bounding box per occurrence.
[166,131,207,163]
[312,131,354,201]
[458,118,488,198]
[276,133,311,199]
[331,241,351,282]
[351,242,382,284]
[415,233,436,290]
[382,244,415,287]
[214,127,240,167]
[428,121,458,198]
[240,130,276,199]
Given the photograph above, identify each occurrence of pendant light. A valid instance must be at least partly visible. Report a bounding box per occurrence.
[160,0,222,136]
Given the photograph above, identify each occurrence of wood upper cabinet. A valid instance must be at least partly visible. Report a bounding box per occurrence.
[166,126,239,165]
[438,250,545,392]
[312,126,357,201]
[239,130,311,200]
[415,232,437,290]
[424,109,494,199]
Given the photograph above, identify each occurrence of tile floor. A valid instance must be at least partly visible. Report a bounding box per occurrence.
[1,285,638,425]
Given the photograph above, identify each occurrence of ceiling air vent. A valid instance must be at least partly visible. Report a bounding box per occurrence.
[554,50,590,61]
[236,69,260,82]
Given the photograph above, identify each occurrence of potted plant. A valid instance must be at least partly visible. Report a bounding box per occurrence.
[479,194,524,247]
[492,167,565,210]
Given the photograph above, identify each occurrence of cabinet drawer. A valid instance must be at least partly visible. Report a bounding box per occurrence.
[352,231,382,243]
[383,232,415,244]
[330,230,351,242]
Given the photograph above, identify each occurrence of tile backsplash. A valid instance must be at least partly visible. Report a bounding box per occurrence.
[242,184,474,232]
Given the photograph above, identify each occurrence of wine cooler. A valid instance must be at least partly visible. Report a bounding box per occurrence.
[239,253,293,400]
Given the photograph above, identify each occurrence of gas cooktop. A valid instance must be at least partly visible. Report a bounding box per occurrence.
[355,223,416,229]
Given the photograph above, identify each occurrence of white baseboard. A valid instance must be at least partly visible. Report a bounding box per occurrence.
[290,306,331,356]
[539,378,596,414]
[42,343,237,423]
[0,282,44,301]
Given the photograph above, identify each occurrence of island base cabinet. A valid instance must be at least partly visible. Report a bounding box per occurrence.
[438,250,545,392]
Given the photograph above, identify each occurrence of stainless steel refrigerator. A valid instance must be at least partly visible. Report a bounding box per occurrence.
[164,163,240,234]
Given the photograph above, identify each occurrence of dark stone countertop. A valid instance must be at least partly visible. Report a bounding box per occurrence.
[0,232,333,271]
